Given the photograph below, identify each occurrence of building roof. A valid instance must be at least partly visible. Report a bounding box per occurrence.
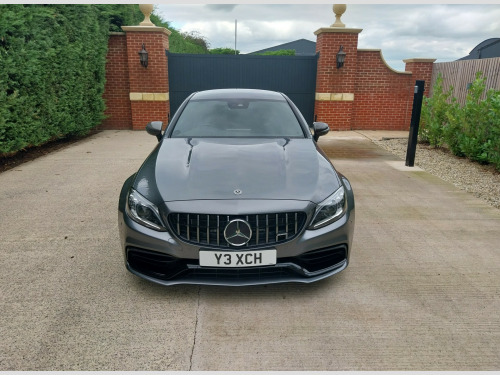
[249,39,316,56]
[458,38,500,60]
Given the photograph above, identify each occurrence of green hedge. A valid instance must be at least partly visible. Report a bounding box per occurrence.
[0,4,236,156]
[150,15,209,54]
[419,72,500,170]
[96,4,143,32]
[254,49,296,56]
[210,48,240,55]
[0,5,110,155]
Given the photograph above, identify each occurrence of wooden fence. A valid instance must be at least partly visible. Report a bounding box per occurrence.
[430,57,500,104]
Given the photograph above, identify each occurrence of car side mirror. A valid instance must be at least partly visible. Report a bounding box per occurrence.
[312,122,329,142]
[146,121,164,142]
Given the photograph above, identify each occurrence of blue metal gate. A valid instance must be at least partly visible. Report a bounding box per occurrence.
[167,52,318,123]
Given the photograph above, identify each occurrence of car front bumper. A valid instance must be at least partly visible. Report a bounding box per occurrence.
[125,244,349,286]
[118,195,355,286]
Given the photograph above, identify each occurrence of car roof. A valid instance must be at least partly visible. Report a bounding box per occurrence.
[190,89,286,101]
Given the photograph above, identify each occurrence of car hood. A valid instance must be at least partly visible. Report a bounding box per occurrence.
[135,138,340,204]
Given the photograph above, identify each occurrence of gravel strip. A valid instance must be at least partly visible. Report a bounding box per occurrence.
[372,138,500,210]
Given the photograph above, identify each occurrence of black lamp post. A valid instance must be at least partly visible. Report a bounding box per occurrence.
[138,43,148,68]
[336,45,346,69]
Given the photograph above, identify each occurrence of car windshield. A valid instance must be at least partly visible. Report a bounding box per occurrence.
[170,98,305,138]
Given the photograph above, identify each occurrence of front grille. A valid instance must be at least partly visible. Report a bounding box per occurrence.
[168,212,307,248]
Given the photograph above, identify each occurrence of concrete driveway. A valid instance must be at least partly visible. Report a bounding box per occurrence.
[1,130,499,370]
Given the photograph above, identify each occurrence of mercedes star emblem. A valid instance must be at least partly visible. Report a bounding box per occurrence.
[224,219,252,246]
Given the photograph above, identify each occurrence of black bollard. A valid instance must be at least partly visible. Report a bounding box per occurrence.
[406,80,425,167]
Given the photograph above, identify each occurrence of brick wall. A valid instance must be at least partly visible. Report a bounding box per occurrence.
[125,31,169,94]
[101,33,131,130]
[124,29,170,130]
[101,25,434,132]
[314,26,435,131]
[353,50,414,130]
[315,101,353,131]
[314,30,360,130]
[101,27,171,131]
[315,32,359,94]
[404,59,435,97]
[130,101,168,131]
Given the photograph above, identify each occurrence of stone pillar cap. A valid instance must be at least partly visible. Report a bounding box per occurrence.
[122,25,172,36]
[314,27,363,35]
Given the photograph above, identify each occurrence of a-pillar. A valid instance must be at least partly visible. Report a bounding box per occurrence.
[122,5,171,130]
[314,5,362,130]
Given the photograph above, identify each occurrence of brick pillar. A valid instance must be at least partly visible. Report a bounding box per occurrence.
[314,6,362,130]
[403,58,436,97]
[121,25,171,130]
[102,33,131,130]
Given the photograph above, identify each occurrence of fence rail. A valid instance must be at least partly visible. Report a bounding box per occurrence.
[430,57,500,104]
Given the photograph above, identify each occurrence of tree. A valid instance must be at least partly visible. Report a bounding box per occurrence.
[210,48,240,55]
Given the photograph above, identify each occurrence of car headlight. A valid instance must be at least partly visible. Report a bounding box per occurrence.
[126,189,167,231]
[309,186,346,230]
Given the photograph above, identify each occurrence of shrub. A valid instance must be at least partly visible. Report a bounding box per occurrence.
[421,71,500,170]
[442,99,465,156]
[0,4,215,156]
[483,88,500,169]
[419,73,454,147]
[447,72,500,164]
[150,15,210,54]
[254,49,295,56]
[95,4,143,32]
[210,48,240,55]
[0,5,109,155]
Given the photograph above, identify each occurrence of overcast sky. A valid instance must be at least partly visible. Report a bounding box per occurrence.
[155,3,500,71]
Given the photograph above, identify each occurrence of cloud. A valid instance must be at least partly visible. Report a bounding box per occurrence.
[205,4,238,12]
[156,4,500,70]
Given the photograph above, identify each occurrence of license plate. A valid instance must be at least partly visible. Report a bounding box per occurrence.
[199,249,276,268]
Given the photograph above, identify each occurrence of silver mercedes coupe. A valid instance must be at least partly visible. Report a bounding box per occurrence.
[118,89,355,286]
